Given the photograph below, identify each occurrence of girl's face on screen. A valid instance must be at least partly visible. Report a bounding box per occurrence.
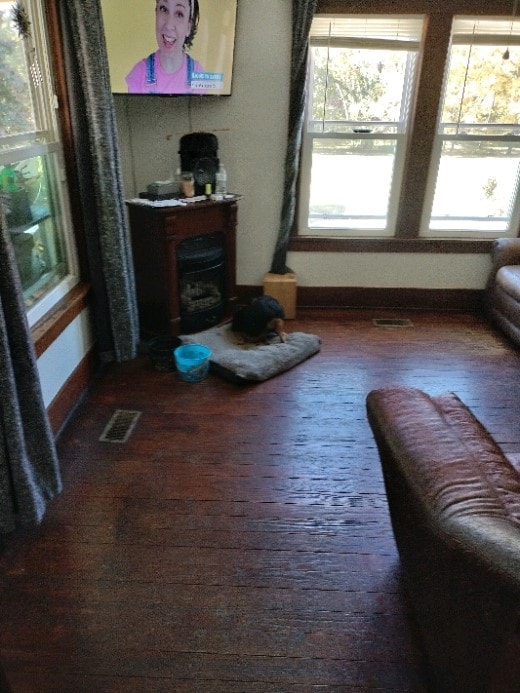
[155,0,192,58]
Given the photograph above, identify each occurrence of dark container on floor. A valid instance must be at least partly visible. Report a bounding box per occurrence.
[148,336,182,371]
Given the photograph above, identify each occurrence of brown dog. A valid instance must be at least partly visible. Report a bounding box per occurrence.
[231,295,287,343]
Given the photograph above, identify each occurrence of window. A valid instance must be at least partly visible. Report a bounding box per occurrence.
[297,12,520,246]
[0,0,78,325]
[298,15,424,237]
[422,17,520,238]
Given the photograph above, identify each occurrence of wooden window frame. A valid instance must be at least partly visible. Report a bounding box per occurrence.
[27,0,90,354]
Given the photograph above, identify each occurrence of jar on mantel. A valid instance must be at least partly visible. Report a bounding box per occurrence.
[215,164,227,194]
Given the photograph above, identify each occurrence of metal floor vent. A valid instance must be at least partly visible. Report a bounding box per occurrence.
[373,318,414,328]
[99,409,141,443]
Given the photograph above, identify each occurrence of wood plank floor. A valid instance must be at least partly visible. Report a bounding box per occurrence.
[2,308,520,692]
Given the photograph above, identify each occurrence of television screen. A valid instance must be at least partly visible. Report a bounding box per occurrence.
[100,0,237,96]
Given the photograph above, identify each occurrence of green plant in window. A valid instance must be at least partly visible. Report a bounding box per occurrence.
[1,160,41,227]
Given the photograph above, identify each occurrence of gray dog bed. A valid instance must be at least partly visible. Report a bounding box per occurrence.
[180,323,321,383]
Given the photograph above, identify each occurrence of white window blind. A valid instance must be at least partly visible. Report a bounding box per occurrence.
[310,15,424,50]
[451,17,520,45]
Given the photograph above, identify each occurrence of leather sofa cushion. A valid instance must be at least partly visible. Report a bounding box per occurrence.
[496,265,520,302]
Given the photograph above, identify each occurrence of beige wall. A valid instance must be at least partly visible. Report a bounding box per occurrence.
[114,0,492,291]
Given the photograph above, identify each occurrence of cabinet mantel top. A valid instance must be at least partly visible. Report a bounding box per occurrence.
[125,194,242,215]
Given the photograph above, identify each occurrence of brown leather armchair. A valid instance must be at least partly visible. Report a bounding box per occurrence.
[486,237,520,347]
[366,386,520,693]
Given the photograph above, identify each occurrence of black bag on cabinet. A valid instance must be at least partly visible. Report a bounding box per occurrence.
[179,132,219,195]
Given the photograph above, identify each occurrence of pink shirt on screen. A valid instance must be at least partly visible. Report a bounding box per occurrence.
[125,52,205,94]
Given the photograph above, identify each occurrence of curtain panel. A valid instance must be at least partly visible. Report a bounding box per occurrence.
[0,207,62,535]
[0,0,140,537]
[270,0,318,275]
[59,0,139,362]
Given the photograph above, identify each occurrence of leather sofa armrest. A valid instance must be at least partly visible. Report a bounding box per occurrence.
[490,238,520,271]
[366,386,520,692]
[487,237,520,290]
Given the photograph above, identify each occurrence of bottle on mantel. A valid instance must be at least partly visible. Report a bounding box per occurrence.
[215,163,227,194]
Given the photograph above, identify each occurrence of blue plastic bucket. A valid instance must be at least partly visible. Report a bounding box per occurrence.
[174,344,212,382]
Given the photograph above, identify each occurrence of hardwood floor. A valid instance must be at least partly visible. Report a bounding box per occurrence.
[1,308,520,692]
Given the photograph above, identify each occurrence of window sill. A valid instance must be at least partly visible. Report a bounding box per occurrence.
[32,282,91,358]
[289,236,496,253]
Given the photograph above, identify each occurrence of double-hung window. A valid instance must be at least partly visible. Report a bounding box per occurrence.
[298,15,424,237]
[0,0,78,325]
[421,17,520,238]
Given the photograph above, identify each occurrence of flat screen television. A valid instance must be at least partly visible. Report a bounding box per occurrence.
[100,0,237,96]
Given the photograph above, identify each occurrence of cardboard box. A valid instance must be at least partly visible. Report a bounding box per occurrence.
[263,272,297,319]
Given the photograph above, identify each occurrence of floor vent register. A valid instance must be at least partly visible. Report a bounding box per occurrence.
[372,318,414,328]
[99,409,142,443]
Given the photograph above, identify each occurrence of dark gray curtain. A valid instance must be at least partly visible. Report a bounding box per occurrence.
[270,0,318,275]
[0,0,139,535]
[59,0,139,362]
[0,206,62,535]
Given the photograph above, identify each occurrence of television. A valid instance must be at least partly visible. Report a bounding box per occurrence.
[100,0,237,96]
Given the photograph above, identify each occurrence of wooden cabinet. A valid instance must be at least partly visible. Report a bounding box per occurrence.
[126,197,238,336]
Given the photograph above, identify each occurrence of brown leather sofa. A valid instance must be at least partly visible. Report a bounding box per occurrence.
[486,237,520,347]
[366,386,520,693]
